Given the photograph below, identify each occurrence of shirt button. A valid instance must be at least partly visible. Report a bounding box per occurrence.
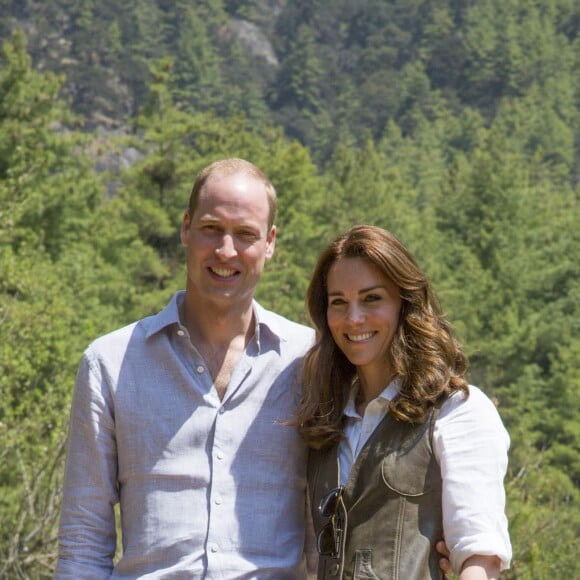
[214,496,222,505]
[216,451,224,460]
[176,329,185,337]
[218,407,225,414]
[196,365,205,373]
[210,543,218,553]
[329,563,340,576]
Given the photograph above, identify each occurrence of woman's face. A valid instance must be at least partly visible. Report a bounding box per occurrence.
[326,257,402,382]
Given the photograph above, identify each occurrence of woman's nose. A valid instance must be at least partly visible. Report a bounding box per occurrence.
[347,303,365,323]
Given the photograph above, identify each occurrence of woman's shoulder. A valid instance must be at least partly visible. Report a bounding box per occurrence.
[434,385,510,452]
[440,385,506,425]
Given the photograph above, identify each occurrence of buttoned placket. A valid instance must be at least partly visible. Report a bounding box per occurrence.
[206,401,227,567]
[176,324,226,565]
[205,352,254,574]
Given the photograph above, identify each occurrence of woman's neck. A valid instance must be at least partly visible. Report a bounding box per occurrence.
[357,365,396,406]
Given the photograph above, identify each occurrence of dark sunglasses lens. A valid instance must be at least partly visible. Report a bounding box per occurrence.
[317,522,337,556]
[319,487,342,517]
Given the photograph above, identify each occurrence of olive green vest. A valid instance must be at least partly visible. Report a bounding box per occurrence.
[308,409,443,580]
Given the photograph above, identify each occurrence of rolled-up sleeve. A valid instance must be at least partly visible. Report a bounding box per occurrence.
[433,386,512,573]
[55,350,118,579]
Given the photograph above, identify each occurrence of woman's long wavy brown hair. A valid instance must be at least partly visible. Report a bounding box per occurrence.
[297,225,468,450]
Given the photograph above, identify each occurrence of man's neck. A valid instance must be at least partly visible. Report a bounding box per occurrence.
[182,293,254,348]
[182,294,256,400]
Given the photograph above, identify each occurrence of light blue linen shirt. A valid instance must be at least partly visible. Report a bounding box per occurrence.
[55,291,315,579]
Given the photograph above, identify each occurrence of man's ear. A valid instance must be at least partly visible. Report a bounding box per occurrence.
[265,225,276,259]
[180,211,191,246]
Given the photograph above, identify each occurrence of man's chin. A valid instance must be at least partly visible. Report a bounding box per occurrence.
[203,288,254,308]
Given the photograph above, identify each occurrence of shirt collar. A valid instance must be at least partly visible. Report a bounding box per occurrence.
[252,302,293,344]
[343,375,402,418]
[143,291,288,352]
[143,291,184,338]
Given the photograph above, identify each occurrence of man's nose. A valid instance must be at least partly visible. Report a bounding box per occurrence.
[216,234,237,259]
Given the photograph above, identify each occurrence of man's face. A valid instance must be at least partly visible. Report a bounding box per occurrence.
[180,172,276,310]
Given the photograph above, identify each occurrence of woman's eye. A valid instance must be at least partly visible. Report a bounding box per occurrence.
[329,298,346,306]
[364,294,381,302]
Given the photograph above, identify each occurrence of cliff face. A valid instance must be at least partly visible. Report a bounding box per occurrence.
[227,19,279,68]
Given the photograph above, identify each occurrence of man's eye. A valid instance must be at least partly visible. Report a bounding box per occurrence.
[238,231,258,240]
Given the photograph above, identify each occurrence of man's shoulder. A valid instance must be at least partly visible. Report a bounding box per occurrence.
[256,303,314,342]
[88,317,149,356]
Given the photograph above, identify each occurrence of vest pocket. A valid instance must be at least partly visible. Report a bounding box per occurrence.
[380,428,439,497]
[354,549,382,579]
[381,453,430,496]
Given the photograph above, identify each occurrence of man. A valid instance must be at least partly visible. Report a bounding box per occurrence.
[55,158,316,578]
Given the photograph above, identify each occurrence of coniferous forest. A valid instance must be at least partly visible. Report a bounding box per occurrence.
[0,0,578,577]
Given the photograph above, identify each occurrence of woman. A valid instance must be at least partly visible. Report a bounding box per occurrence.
[297,225,511,579]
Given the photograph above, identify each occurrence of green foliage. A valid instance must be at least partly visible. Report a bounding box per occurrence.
[165,0,226,111]
[0,31,155,576]
[505,444,580,578]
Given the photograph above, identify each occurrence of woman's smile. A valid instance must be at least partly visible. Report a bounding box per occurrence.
[346,331,376,342]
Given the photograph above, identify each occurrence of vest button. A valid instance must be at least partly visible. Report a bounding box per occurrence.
[329,563,340,576]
